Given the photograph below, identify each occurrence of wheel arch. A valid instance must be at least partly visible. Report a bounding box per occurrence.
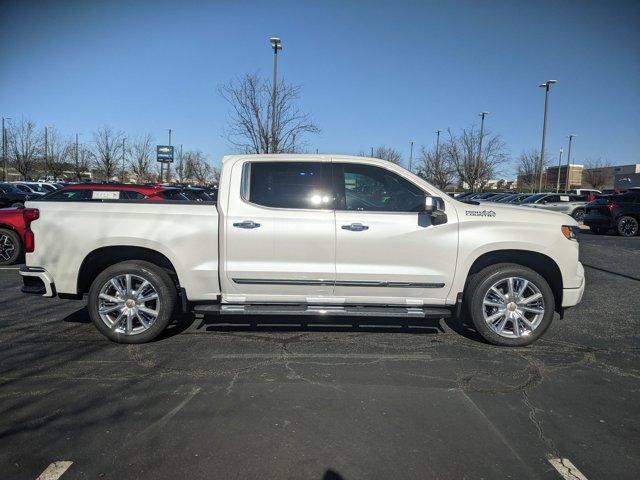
[77,246,181,295]
[464,249,563,313]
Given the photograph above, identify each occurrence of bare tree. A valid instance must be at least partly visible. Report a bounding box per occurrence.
[441,127,508,191]
[173,146,187,183]
[7,118,41,180]
[370,146,403,165]
[71,144,94,181]
[129,134,155,182]
[583,157,613,190]
[416,145,456,189]
[190,151,215,184]
[517,149,541,193]
[219,72,320,154]
[93,127,124,181]
[43,128,70,180]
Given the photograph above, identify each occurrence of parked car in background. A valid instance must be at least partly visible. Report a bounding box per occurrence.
[521,193,588,221]
[483,193,514,202]
[13,182,54,195]
[568,188,600,202]
[12,183,46,197]
[0,182,41,208]
[0,207,38,265]
[177,187,215,202]
[41,183,185,201]
[500,193,532,204]
[584,189,640,236]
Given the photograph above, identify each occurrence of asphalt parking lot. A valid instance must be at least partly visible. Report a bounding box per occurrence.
[0,231,638,480]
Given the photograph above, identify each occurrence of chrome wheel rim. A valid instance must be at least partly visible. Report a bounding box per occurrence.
[98,274,160,335]
[0,234,16,262]
[482,277,545,339]
[619,217,638,236]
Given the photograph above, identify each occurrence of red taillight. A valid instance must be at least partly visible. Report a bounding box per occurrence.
[22,208,39,253]
[606,203,619,212]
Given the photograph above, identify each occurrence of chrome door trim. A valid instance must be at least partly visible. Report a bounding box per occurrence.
[232,278,444,288]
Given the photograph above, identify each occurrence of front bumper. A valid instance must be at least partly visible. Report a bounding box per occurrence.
[562,262,585,308]
[19,266,56,297]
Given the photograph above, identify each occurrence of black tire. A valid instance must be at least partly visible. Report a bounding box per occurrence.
[616,216,639,237]
[571,208,585,222]
[589,226,608,235]
[88,260,177,343]
[0,228,22,266]
[465,263,555,347]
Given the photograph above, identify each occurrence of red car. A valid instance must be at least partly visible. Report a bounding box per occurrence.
[0,208,38,265]
[43,183,186,201]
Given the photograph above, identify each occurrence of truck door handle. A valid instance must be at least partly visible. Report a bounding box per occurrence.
[341,223,369,231]
[233,220,261,229]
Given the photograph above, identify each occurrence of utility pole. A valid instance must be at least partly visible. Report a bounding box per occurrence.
[269,37,282,153]
[44,126,49,179]
[371,147,374,158]
[121,137,126,183]
[565,134,575,192]
[538,80,557,192]
[409,141,414,172]
[435,129,441,163]
[555,148,563,193]
[2,117,10,182]
[75,133,79,181]
[477,112,489,192]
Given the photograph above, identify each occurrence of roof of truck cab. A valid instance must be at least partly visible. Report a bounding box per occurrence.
[221,154,389,164]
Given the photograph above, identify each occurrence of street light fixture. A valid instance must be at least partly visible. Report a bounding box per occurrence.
[269,37,282,153]
[537,80,557,192]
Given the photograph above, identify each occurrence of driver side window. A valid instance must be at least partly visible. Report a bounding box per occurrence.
[335,163,424,212]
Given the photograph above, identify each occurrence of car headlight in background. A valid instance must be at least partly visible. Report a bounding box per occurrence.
[561,225,580,241]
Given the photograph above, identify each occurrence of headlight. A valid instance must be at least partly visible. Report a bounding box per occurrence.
[561,225,580,241]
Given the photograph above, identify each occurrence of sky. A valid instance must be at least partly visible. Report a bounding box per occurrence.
[1,0,639,178]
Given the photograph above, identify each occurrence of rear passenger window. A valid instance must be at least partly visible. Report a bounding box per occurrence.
[246,162,332,209]
[44,190,90,201]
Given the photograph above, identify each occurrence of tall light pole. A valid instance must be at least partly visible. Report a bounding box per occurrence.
[44,126,49,178]
[555,148,563,193]
[269,37,282,154]
[371,146,374,157]
[75,133,80,181]
[2,117,11,182]
[477,112,489,191]
[565,134,575,191]
[166,128,172,183]
[435,129,441,162]
[537,79,557,192]
[408,141,414,172]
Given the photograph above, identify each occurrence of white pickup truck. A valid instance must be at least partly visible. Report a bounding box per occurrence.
[20,155,585,346]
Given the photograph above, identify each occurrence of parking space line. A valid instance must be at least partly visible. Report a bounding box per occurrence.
[35,461,73,480]
[548,456,588,480]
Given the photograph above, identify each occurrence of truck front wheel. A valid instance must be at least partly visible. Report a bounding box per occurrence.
[466,263,555,346]
[88,260,177,343]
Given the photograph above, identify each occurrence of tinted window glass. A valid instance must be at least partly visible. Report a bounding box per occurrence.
[248,162,331,209]
[158,190,189,201]
[120,191,145,200]
[44,189,90,201]
[336,163,424,212]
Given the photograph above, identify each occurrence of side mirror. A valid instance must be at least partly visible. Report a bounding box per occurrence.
[424,195,445,214]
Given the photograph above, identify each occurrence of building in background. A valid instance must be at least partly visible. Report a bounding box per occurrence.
[544,164,584,190]
[582,163,640,190]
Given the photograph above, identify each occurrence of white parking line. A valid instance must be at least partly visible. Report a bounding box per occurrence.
[35,461,73,480]
[548,456,588,480]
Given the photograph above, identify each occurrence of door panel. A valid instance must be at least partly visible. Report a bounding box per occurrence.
[332,162,458,305]
[224,161,336,300]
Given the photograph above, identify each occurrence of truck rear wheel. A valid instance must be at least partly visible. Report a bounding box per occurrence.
[88,260,177,343]
[466,263,555,346]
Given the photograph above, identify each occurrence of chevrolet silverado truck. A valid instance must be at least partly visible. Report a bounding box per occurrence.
[19,155,585,346]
